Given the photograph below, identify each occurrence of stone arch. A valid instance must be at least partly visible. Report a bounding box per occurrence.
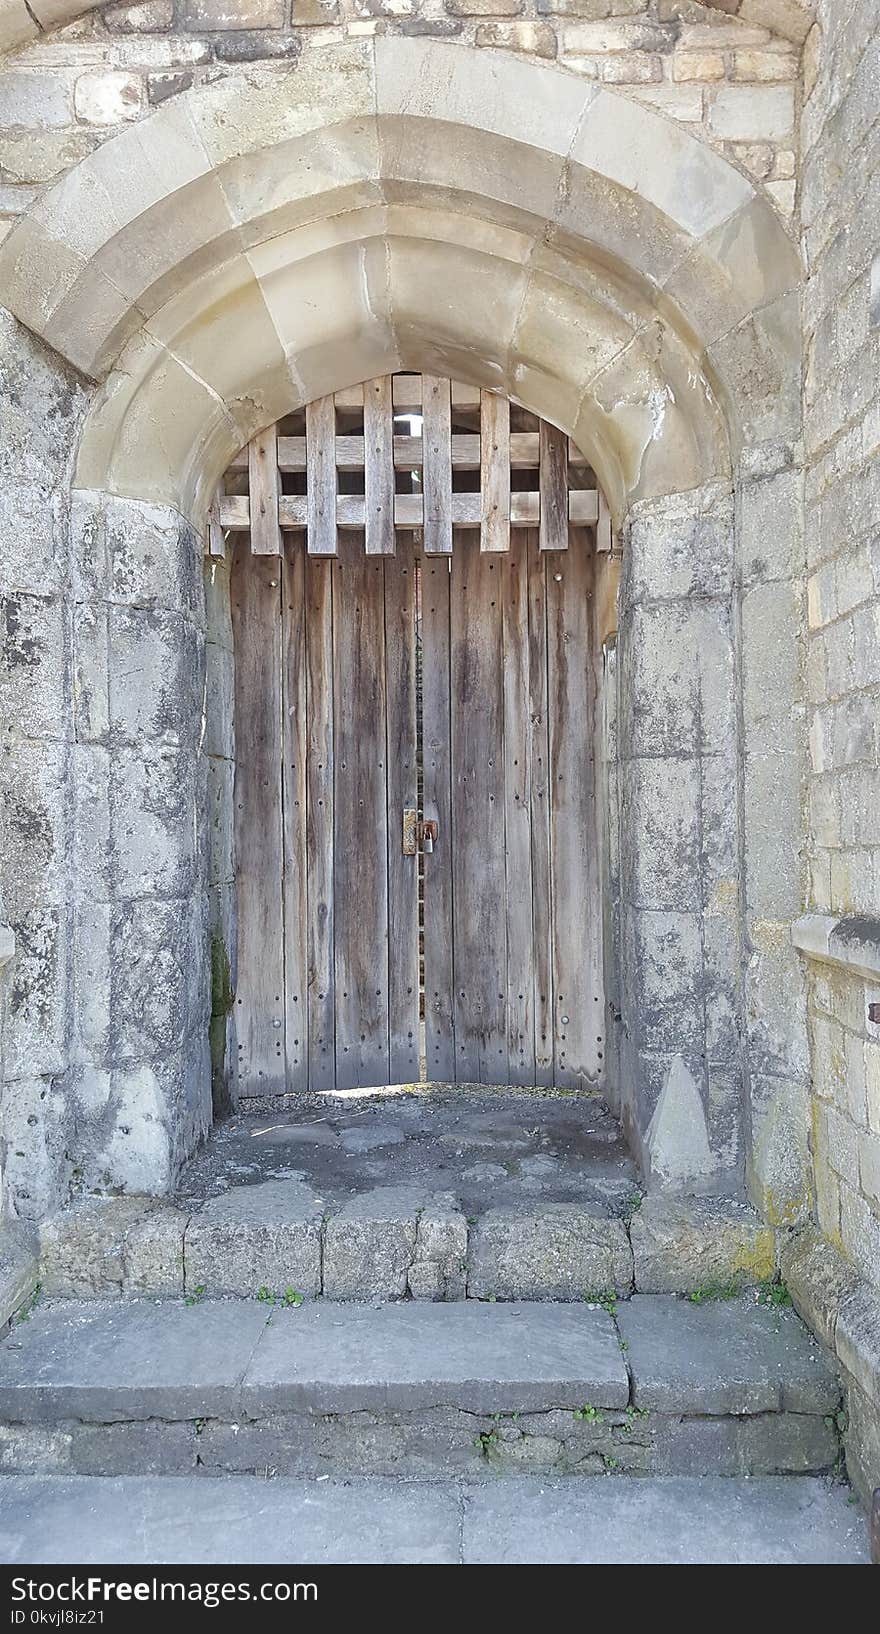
[0,38,807,1215]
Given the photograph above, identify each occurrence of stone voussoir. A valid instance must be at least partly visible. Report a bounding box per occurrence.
[468,1204,633,1300]
[630,1193,776,1295]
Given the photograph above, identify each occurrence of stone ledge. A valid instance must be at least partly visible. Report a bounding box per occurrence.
[791,913,880,983]
[630,1194,775,1294]
[780,1226,880,1504]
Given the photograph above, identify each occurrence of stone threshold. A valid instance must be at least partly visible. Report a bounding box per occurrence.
[36,1188,778,1303]
[0,1294,841,1482]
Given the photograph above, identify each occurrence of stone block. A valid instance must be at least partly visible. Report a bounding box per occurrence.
[618,599,735,758]
[619,756,701,913]
[176,0,285,25]
[39,1197,158,1297]
[111,745,198,900]
[323,1187,421,1300]
[631,1194,775,1295]
[0,1224,39,1328]
[619,1294,840,1416]
[74,73,145,127]
[467,1204,632,1300]
[122,1206,187,1295]
[107,607,203,748]
[0,72,74,129]
[184,1179,324,1298]
[408,1198,468,1300]
[709,85,795,142]
[836,1282,880,1409]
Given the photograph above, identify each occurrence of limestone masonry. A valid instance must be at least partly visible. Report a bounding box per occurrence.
[0,0,878,1521]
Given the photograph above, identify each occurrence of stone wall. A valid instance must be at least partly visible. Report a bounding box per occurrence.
[0,1,803,236]
[798,0,880,1294]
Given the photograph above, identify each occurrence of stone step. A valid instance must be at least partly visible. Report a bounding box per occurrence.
[0,1294,842,1481]
[0,1474,868,1564]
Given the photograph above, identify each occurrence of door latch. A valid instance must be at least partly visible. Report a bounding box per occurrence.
[402,810,439,856]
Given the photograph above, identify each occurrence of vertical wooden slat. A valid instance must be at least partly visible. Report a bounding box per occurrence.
[248,425,282,557]
[502,530,537,1085]
[450,533,508,1084]
[364,375,396,557]
[384,532,420,1082]
[421,549,456,1081]
[332,536,390,1090]
[281,535,309,1094]
[596,487,613,553]
[527,531,555,1085]
[207,489,225,559]
[305,552,335,1091]
[422,374,452,557]
[230,538,285,1095]
[546,536,601,1089]
[306,395,338,557]
[480,390,510,555]
[539,420,569,554]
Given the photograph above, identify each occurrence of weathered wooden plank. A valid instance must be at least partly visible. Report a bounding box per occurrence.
[304,551,336,1091]
[206,489,225,559]
[449,533,508,1084]
[502,530,536,1086]
[281,535,309,1094]
[384,532,420,1082]
[221,489,598,533]
[480,390,510,555]
[420,548,456,1082]
[364,375,395,557]
[332,535,390,1090]
[546,536,601,1089]
[422,374,452,557]
[248,425,282,557]
[306,395,338,557]
[539,419,569,553]
[526,531,555,1087]
[230,539,286,1096]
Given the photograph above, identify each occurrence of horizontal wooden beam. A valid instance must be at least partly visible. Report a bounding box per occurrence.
[227,431,589,475]
[218,488,599,538]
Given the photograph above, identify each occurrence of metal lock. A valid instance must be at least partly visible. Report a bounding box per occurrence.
[420,819,439,854]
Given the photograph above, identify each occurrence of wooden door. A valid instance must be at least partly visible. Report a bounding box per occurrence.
[222,376,606,1097]
[421,530,601,1090]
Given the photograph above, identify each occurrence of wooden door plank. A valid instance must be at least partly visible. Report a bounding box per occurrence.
[480,390,510,555]
[502,530,537,1086]
[281,535,309,1094]
[206,489,225,559]
[306,395,338,557]
[539,420,569,554]
[384,532,420,1082]
[305,552,336,1091]
[420,549,456,1081]
[526,530,555,1086]
[422,374,452,557]
[230,538,286,1095]
[546,535,601,1089]
[332,535,390,1090]
[449,533,508,1084]
[364,375,396,557]
[248,426,282,558]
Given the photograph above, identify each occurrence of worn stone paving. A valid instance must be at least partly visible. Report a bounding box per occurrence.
[175,1088,638,1218]
[0,1475,868,1566]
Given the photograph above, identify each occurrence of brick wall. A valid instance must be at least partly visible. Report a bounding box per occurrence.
[0,1,801,241]
[801,0,880,1291]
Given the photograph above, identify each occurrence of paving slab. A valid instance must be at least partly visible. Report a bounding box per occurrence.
[462,1476,868,1565]
[0,1301,270,1423]
[0,1475,868,1564]
[242,1299,629,1414]
[0,1475,461,1565]
[617,1295,840,1415]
